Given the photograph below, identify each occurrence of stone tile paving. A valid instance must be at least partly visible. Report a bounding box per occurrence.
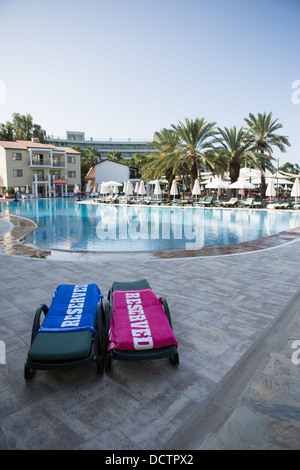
[0,227,299,449]
[202,294,300,450]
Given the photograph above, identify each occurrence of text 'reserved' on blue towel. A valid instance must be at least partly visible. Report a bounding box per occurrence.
[38,284,103,334]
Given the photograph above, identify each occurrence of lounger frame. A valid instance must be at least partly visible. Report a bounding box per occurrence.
[103,285,179,371]
[24,302,104,380]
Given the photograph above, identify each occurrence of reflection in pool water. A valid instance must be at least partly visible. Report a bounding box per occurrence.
[1,198,300,252]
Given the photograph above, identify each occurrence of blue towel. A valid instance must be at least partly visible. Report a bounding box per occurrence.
[38,284,103,334]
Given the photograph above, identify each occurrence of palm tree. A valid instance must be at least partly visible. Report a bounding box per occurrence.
[244,112,291,198]
[106,150,126,163]
[141,128,180,197]
[129,153,151,167]
[171,117,217,196]
[73,146,101,187]
[212,126,259,187]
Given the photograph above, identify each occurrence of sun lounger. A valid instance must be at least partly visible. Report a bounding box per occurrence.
[202,196,214,206]
[224,197,238,207]
[267,202,291,209]
[150,199,162,205]
[107,195,119,204]
[195,196,214,206]
[180,199,193,205]
[250,198,262,207]
[239,197,254,207]
[192,196,206,206]
[103,279,179,371]
[24,284,104,379]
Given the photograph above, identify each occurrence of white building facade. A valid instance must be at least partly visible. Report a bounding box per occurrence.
[46,131,154,161]
[0,139,81,197]
[95,160,130,187]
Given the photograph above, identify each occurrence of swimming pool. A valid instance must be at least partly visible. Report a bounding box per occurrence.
[1,198,300,252]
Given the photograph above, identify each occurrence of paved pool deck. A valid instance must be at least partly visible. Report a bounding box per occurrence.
[0,211,300,450]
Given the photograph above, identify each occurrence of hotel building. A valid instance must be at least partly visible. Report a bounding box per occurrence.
[0,139,81,197]
[46,131,154,161]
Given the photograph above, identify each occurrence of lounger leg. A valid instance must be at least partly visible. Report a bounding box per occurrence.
[170,352,179,366]
[160,298,179,366]
[105,354,112,371]
[24,362,35,380]
[160,297,173,329]
[96,356,104,374]
[24,304,49,380]
[95,302,104,374]
[31,304,49,343]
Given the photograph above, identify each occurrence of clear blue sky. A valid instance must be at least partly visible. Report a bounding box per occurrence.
[0,0,299,165]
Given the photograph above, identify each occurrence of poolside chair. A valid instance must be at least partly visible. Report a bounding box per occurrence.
[108,195,119,204]
[267,201,291,210]
[239,197,254,207]
[170,199,181,206]
[180,199,193,206]
[250,198,262,208]
[24,284,104,380]
[192,196,206,206]
[150,199,162,205]
[103,279,179,371]
[224,197,238,207]
[201,196,214,206]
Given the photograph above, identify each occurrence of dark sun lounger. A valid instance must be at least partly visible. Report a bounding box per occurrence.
[103,279,179,371]
[24,284,104,380]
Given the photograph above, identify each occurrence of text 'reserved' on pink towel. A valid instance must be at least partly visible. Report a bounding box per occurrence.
[108,288,178,351]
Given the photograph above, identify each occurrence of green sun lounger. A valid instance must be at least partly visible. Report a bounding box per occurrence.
[103,279,179,371]
[24,284,104,380]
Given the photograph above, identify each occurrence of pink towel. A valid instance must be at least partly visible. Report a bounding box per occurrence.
[108,288,178,351]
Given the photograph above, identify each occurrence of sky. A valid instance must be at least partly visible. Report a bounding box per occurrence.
[0,0,299,165]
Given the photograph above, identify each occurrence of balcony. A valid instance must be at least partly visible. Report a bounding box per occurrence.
[52,161,66,168]
[29,159,66,168]
[29,149,67,169]
[32,175,48,182]
[29,159,52,167]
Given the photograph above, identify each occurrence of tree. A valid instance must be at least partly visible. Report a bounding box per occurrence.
[0,113,46,142]
[129,153,152,167]
[244,112,290,198]
[212,126,261,190]
[76,147,101,187]
[141,128,180,197]
[0,121,14,140]
[142,120,218,198]
[106,151,126,163]
[279,162,300,175]
[170,118,217,196]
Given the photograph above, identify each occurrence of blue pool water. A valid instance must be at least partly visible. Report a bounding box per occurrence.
[1,198,300,252]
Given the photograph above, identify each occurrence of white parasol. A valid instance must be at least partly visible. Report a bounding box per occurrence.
[170,179,178,200]
[291,177,300,203]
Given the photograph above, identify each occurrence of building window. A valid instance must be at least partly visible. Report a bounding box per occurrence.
[13,169,23,177]
[50,170,61,177]
[68,171,76,178]
[12,152,22,160]
[67,156,76,164]
[32,170,44,181]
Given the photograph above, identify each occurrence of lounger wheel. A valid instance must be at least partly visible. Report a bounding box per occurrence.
[96,356,104,374]
[95,301,104,374]
[104,355,112,371]
[24,363,35,380]
[169,352,179,366]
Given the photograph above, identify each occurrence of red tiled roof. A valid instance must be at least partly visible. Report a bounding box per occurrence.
[85,167,95,180]
[0,140,80,154]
